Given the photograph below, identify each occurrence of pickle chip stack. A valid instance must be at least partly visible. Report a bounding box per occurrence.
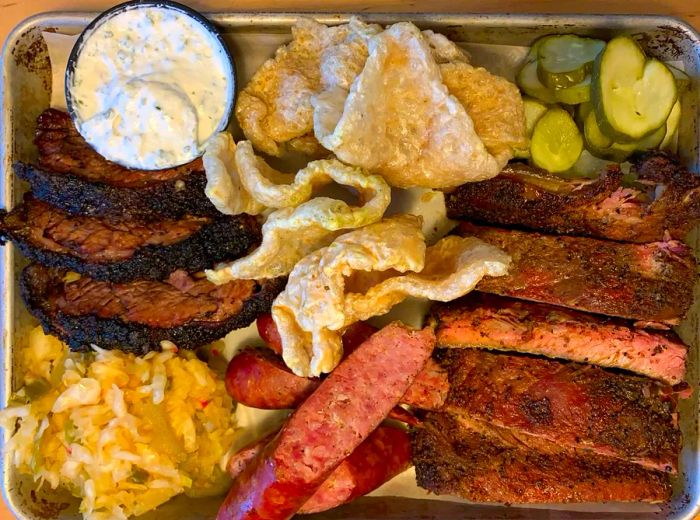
[515,34,683,177]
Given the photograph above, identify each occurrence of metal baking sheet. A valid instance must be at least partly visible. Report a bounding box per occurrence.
[1,11,699,520]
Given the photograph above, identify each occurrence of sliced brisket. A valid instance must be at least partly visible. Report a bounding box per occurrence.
[436,349,681,473]
[446,153,700,243]
[433,293,688,385]
[21,264,285,354]
[0,196,260,282]
[458,222,697,325]
[412,411,672,503]
[16,109,219,218]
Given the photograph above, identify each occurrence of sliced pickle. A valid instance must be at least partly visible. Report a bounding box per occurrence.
[635,124,666,151]
[554,75,591,105]
[592,36,677,141]
[516,37,557,103]
[562,150,615,179]
[537,35,605,90]
[530,107,583,173]
[514,97,549,159]
[523,97,549,134]
[583,110,636,162]
[576,101,593,127]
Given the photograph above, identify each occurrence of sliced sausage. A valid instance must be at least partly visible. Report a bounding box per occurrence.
[227,432,276,481]
[217,322,435,520]
[400,356,449,411]
[341,321,378,355]
[225,348,317,409]
[225,349,447,411]
[256,316,376,357]
[256,313,283,355]
[227,425,412,514]
[301,424,411,513]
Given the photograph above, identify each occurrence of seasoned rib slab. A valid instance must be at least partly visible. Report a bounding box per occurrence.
[412,411,672,504]
[433,293,688,384]
[458,222,697,325]
[21,264,284,354]
[0,196,260,282]
[16,109,219,218]
[446,153,700,243]
[437,349,681,473]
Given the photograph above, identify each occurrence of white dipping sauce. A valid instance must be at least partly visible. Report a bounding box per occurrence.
[69,6,234,170]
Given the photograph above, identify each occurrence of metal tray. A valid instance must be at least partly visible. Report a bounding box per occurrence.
[1,11,699,520]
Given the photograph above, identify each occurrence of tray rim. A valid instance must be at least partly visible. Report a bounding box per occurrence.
[1,10,699,520]
[5,10,700,37]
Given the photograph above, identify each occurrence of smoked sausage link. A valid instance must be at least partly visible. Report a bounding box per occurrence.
[216,322,435,520]
[256,316,376,357]
[225,350,447,411]
[299,424,411,514]
[256,314,283,355]
[225,348,317,409]
[227,425,412,514]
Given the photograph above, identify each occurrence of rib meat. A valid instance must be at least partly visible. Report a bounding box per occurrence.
[436,348,681,473]
[433,293,688,385]
[412,411,672,504]
[0,195,260,282]
[446,153,700,243]
[458,222,697,325]
[21,264,285,354]
[15,109,219,218]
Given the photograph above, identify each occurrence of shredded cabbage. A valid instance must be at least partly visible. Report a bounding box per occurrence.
[0,329,237,520]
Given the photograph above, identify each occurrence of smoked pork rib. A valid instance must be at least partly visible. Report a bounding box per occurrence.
[436,349,681,473]
[458,222,697,325]
[21,264,284,354]
[15,109,219,218]
[433,293,688,384]
[412,411,672,504]
[0,195,260,282]
[446,152,700,243]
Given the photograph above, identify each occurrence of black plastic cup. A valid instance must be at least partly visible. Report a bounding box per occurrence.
[64,0,237,169]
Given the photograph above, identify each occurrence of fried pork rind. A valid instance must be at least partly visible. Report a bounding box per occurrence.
[203,133,266,215]
[235,140,380,210]
[421,30,528,162]
[440,63,527,164]
[345,235,513,320]
[238,16,525,174]
[235,17,381,157]
[423,30,471,64]
[272,215,511,377]
[312,22,503,189]
[205,144,391,282]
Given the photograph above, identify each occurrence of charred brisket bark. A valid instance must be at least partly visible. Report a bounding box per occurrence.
[0,196,260,282]
[21,264,285,355]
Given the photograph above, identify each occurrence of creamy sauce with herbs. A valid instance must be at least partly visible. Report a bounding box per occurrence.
[69,6,233,169]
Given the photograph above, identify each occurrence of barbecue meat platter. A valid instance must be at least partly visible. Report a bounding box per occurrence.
[0,4,698,520]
